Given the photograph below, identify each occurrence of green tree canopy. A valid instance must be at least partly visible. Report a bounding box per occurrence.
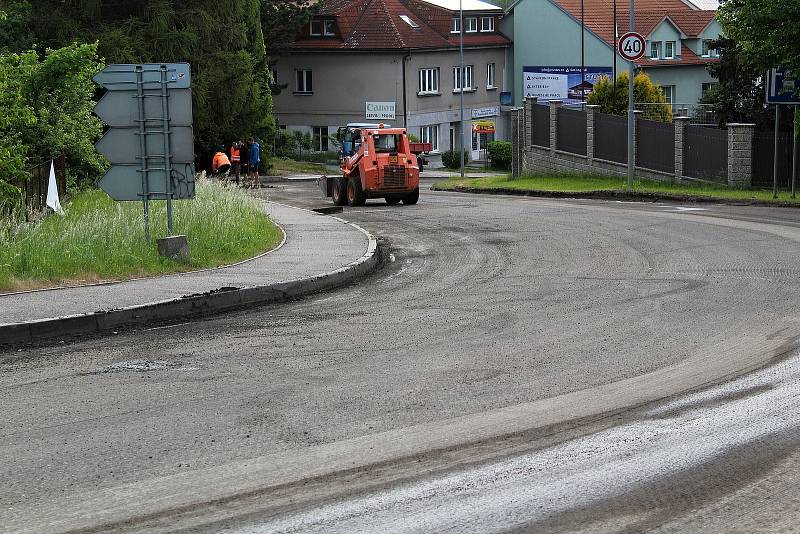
[587,72,673,122]
[717,0,800,74]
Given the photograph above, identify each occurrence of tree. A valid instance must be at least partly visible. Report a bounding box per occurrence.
[717,0,800,75]
[0,0,34,54]
[21,0,275,162]
[587,72,673,122]
[700,36,772,129]
[260,0,317,95]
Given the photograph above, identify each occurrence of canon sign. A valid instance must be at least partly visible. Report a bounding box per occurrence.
[365,101,396,120]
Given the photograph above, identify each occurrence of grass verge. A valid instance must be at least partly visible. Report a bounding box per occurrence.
[0,178,282,293]
[269,157,331,176]
[432,173,800,205]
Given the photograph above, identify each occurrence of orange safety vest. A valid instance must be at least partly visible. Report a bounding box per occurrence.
[212,152,231,172]
[230,145,241,163]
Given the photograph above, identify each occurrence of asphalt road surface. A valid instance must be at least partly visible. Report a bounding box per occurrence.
[3,179,800,532]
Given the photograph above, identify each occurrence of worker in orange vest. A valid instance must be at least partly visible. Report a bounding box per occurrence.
[212,148,231,176]
[230,141,242,185]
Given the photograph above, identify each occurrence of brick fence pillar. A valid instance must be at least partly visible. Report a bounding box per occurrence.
[673,116,690,182]
[727,123,755,187]
[632,110,644,169]
[511,107,522,178]
[549,100,562,153]
[586,105,599,163]
[524,97,536,148]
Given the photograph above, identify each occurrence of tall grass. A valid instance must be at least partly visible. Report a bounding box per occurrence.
[0,177,282,292]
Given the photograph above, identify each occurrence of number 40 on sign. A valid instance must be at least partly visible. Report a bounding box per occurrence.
[618,32,646,61]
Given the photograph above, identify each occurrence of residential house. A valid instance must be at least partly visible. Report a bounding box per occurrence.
[502,0,720,114]
[272,0,511,161]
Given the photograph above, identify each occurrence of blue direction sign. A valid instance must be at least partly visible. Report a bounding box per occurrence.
[767,68,800,104]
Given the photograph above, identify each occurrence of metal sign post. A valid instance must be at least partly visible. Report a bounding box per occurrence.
[93,63,195,240]
[618,29,645,188]
[766,68,800,199]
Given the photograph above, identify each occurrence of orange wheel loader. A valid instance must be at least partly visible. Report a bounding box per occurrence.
[318,125,421,207]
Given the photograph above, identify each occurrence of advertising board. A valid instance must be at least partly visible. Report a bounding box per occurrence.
[366,101,396,120]
[523,66,613,104]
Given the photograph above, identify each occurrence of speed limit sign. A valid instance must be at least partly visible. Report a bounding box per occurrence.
[618,32,646,61]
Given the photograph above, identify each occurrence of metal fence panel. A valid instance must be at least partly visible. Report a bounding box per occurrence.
[684,125,727,182]
[752,130,793,187]
[532,104,550,148]
[594,112,627,164]
[556,107,587,155]
[637,118,674,174]
[9,154,67,213]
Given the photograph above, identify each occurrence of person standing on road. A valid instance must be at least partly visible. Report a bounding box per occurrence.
[230,141,242,185]
[239,139,251,187]
[248,137,261,189]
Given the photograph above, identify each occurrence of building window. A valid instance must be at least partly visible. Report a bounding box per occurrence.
[701,39,718,57]
[418,67,440,94]
[313,127,328,151]
[664,41,676,59]
[295,69,313,93]
[465,17,478,33]
[486,63,496,89]
[420,125,439,152]
[310,19,335,36]
[400,14,419,28]
[650,41,661,60]
[451,17,460,33]
[702,82,718,97]
[453,65,473,92]
[662,85,675,104]
[480,16,494,32]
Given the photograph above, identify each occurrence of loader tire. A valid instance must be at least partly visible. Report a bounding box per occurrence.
[385,197,401,205]
[347,176,366,207]
[332,177,348,206]
[402,188,419,205]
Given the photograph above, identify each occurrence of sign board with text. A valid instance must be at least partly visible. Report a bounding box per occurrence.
[523,66,612,104]
[472,106,500,119]
[472,120,496,134]
[365,101,396,120]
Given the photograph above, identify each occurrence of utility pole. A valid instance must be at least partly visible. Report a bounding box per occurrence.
[627,0,635,188]
[581,0,585,104]
[460,0,465,178]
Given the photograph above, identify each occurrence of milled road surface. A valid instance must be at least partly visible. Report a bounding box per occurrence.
[4,180,800,531]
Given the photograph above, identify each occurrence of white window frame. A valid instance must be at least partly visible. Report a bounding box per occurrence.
[295,69,313,94]
[310,19,323,36]
[701,39,718,57]
[312,126,328,151]
[400,14,419,28]
[662,85,675,104]
[451,17,460,33]
[486,62,496,89]
[418,67,440,95]
[465,17,478,33]
[664,41,675,59]
[650,41,661,60]
[480,16,494,32]
[324,19,336,36]
[420,125,440,153]
[453,65,473,92]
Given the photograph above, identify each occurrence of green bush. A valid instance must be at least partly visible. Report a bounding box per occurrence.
[441,149,470,169]
[487,141,512,170]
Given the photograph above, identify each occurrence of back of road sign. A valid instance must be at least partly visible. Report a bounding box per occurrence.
[94,63,195,202]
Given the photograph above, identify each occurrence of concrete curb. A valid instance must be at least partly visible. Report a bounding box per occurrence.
[0,213,380,348]
[433,185,800,208]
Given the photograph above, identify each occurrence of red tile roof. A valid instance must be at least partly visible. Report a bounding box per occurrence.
[549,0,717,67]
[292,0,511,50]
